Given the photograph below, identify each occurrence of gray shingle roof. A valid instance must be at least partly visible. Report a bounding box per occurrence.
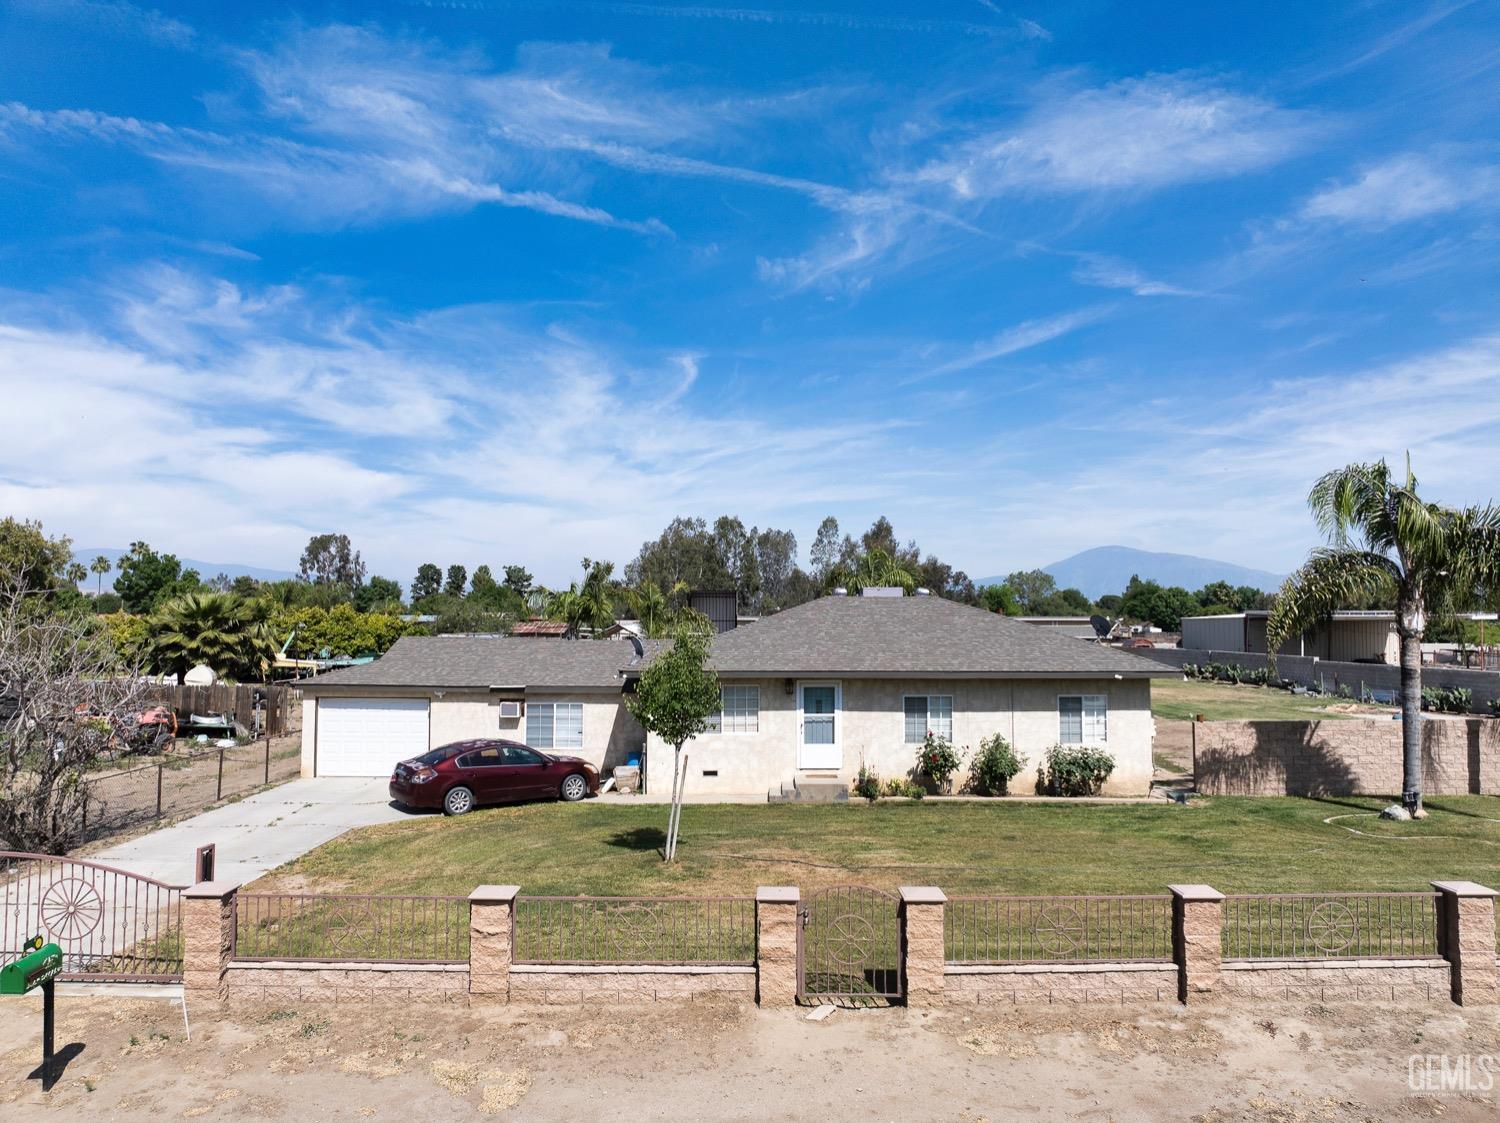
[706,595,1173,678]
[297,636,662,692]
[300,596,1171,691]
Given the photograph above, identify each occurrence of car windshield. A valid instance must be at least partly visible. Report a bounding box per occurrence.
[411,747,456,767]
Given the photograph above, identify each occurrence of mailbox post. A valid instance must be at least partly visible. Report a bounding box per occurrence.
[2,937,64,1090]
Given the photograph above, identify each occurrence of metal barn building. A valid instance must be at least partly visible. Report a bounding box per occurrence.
[1180,610,1398,664]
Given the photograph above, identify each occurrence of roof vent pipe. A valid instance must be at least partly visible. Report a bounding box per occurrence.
[915,587,931,596]
[833,587,848,597]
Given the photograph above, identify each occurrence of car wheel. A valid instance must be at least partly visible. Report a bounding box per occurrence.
[443,786,475,816]
[559,773,589,802]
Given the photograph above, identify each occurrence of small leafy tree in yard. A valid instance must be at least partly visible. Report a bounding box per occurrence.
[854,761,881,801]
[626,623,720,861]
[969,733,1026,796]
[0,578,148,852]
[914,732,962,791]
[1037,745,1115,797]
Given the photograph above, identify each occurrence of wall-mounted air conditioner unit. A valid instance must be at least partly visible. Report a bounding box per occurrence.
[498,701,522,719]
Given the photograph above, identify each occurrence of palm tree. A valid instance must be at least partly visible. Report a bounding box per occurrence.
[626,581,675,638]
[1269,457,1500,815]
[545,586,587,637]
[834,548,917,595]
[64,561,87,588]
[147,591,277,684]
[90,554,112,594]
[578,559,617,634]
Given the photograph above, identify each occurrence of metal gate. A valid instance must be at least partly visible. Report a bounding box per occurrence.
[797,885,903,1004]
[0,852,186,981]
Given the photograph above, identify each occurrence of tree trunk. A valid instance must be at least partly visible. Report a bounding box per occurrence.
[663,744,682,862]
[1398,629,1424,814]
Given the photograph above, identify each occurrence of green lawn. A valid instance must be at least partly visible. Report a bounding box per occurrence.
[1151,677,1393,722]
[253,795,1500,900]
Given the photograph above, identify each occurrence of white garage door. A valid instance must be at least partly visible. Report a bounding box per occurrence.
[316,698,430,777]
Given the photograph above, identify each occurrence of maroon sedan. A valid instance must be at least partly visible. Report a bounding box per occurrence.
[389,739,600,815]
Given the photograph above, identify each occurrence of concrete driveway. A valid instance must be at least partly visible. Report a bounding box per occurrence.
[89,778,410,887]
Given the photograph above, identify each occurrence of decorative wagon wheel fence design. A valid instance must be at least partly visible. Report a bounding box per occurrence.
[39,878,105,943]
[1031,903,1089,958]
[1303,901,1359,955]
[0,852,186,980]
[798,886,903,1005]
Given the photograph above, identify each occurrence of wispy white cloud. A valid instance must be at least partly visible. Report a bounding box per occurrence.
[11,0,195,48]
[909,306,1112,381]
[908,75,1317,199]
[1070,254,1202,297]
[449,1,1048,40]
[1300,152,1499,226]
[0,265,918,580]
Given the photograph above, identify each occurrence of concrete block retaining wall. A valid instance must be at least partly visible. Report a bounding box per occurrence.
[1218,959,1450,1002]
[508,965,757,1004]
[1191,718,1500,797]
[225,961,469,1003]
[944,963,1178,1005]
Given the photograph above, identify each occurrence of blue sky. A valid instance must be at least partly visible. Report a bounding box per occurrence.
[2,1,1498,588]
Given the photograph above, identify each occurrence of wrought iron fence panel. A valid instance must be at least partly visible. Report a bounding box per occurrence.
[944,895,1174,965]
[233,893,470,963]
[0,852,184,980]
[513,896,755,965]
[1222,893,1440,960]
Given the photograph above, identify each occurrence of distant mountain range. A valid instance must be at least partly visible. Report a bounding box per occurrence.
[979,546,1284,601]
[72,547,296,592]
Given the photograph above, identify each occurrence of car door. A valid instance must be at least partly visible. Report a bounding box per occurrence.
[455,745,506,802]
[498,743,553,799]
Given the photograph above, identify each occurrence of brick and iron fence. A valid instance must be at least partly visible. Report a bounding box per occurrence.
[175,877,1500,1009]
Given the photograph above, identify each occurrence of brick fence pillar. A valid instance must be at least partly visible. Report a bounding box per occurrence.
[899,886,946,1007]
[182,880,238,1002]
[1432,881,1499,1006]
[1170,883,1224,1003]
[469,884,519,1000]
[756,886,799,1007]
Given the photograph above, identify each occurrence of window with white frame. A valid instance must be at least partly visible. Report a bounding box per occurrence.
[526,702,583,748]
[904,695,953,743]
[705,685,760,734]
[1058,695,1107,744]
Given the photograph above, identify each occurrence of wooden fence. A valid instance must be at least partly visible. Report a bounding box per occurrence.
[141,683,298,736]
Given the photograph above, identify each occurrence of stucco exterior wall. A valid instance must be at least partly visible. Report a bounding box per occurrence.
[299,696,317,778]
[298,689,646,777]
[646,676,1154,796]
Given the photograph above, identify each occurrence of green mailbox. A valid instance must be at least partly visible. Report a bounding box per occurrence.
[1,938,63,996]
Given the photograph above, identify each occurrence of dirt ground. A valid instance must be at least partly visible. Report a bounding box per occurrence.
[3,993,1497,1121]
[75,731,303,852]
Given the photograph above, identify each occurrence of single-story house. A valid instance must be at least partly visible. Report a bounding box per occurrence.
[1180,610,1398,664]
[297,591,1173,796]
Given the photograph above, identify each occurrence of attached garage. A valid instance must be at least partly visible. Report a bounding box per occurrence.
[296,636,655,780]
[313,697,430,777]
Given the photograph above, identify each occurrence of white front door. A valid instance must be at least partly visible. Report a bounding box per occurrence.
[797,682,842,770]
